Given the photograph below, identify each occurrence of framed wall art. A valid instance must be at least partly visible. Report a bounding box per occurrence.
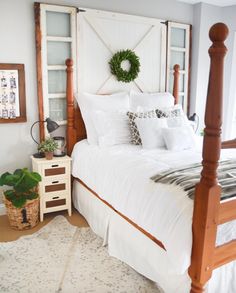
[0,63,26,123]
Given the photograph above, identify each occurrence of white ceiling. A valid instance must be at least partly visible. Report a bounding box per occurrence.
[178,0,236,6]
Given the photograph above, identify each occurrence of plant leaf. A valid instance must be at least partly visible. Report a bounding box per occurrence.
[1,173,20,187]
[27,192,39,200]
[14,169,39,193]
[30,172,42,182]
[11,197,26,208]
[14,169,23,177]
[0,172,9,186]
[4,190,16,200]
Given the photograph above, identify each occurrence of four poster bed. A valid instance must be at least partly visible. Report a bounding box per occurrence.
[65,23,236,293]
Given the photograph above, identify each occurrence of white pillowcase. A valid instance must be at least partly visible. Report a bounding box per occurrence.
[76,92,129,144]
[94,110,131,147]
[162,126,196,151]
[129,90,175,112]
[135,117,168,149]
[167,115,189,128]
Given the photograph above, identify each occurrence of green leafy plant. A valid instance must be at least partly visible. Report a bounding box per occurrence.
[109,49,140,83]
[0,168,41,208]
[38,138,58,153]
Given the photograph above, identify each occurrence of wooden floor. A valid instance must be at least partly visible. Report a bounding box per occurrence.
[0,208,88,242]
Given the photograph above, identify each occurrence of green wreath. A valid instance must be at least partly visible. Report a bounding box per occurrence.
[109,49,140,83]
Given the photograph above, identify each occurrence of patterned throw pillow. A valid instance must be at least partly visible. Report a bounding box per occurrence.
[155,105,182,118]
[127,110,157,145]
[156,105,186,128]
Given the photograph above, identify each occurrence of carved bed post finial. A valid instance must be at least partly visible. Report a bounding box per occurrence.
[202,23,228,186]
[66,58,76,156]
[173,64,180,104]
[188,23,228,293]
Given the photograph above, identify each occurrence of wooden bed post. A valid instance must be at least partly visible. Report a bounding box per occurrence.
[173,64,180,104]
[188,23,228,293]
[66,58,77,156]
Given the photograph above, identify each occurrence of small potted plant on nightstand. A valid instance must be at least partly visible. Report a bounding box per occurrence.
[38,138,58,160]
[0,168,41,230]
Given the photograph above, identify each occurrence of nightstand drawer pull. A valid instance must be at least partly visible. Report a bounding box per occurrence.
[52,181,59,184]
[52,196,59,200]
[51,164,59,167]
[44,167,65,176]
[45,183,66,192]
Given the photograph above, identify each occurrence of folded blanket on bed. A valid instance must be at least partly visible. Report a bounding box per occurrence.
[151,160,236,201]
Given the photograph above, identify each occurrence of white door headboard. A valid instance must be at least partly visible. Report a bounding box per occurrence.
[77,9,167,94]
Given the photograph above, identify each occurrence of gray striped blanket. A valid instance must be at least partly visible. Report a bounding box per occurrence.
[151,160,236,201]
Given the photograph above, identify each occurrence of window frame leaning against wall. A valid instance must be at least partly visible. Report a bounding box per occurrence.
[34,2,77,140]
[166,21,191,114]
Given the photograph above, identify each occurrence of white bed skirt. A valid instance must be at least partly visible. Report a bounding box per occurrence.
[73,180,236,293]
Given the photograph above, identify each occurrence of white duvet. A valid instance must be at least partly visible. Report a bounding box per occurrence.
[71,139,236,274]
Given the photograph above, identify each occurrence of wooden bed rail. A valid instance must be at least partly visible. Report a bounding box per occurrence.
[213,240,236,270]
[218,198,236,224]
[222,138,236,148]
[188,23,230,293]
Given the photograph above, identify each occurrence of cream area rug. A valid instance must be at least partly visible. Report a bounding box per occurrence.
[0,216,161,293]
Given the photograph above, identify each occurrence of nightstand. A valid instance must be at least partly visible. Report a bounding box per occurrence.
[31,155,72,222]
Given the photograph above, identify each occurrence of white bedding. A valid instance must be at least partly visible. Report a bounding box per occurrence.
[71,139,236,274]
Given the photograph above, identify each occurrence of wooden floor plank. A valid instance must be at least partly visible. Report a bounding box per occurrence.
[0,208,88,242]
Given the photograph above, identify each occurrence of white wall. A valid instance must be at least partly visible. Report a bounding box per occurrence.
[0,0,39,174]
[190,3,222,134]
[222,6,236,139]
[190,3,236,139]
[46,0,194,24]
[0,0,193,200]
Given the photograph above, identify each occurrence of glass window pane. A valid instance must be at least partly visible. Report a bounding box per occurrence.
[48,70,66,93]
[169,73,185,93]
[49,98,67,121]
[179,94,184,109]
[171,27,185,48]
[47,41,71,65]
[170,51,185,70]
[46,12,71,37]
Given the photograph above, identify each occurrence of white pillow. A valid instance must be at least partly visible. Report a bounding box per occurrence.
[76,92,129,144]
[135,117,168,149]
[162,126,196,151]
[94,110,131,147]
[167,115,189,128]
[129,90,175,112]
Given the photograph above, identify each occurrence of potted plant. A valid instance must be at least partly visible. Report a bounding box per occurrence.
[38,138,58,160]
[0,168,41,230]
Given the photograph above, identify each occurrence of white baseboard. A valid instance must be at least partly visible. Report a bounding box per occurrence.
[0,203,6,215]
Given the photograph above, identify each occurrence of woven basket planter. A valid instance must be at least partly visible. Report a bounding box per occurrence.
[4,197,39,230]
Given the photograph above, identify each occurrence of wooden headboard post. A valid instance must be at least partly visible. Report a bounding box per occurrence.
[188,23,228,293]
[173,64,180,104]
[66,59,77,156]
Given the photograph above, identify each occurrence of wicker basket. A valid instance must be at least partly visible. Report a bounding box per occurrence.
[4,197,39,230]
